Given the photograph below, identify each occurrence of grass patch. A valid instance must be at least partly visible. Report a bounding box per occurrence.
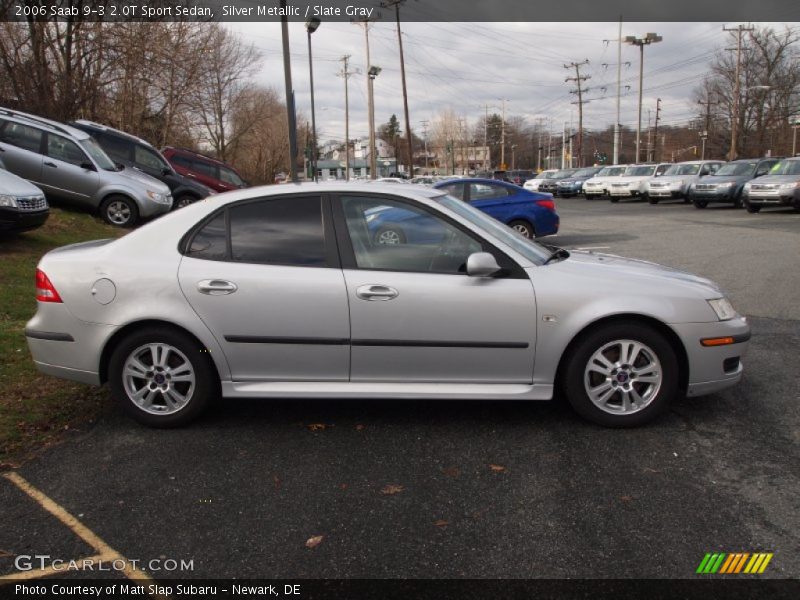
[0,207,126,466]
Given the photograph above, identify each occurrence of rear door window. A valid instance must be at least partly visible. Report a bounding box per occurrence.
[0,121,43,153]
[46,133,89,166]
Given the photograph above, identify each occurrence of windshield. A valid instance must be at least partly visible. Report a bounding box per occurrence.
[574,168,600,178]
[606,166,627,176]
[554,169,576,178]
[434,194,551,265]
[79,138,116,171]
[624,165,656,177]
[220,166,245,187]
[536,171,556,179]
[768,160,800,176]
[665,163,701,176]
[715,162,756,176]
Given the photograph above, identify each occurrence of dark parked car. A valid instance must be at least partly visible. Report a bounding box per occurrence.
[0,156,49,233]
[506,169,536,186]
[537,168,578,195]
[161,147,247,194]
[555,167,604,197]
[688,158,780,208]
[432,178,559,239]
[72,120,213,210]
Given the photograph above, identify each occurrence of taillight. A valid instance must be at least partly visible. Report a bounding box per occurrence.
[535,199,556,211]
[36,269,62,303]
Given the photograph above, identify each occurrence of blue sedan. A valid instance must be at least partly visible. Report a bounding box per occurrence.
[433,178,559,239]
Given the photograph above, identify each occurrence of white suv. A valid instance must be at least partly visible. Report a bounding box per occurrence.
[608,163,671,202]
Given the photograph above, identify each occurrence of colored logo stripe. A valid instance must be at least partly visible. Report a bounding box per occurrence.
[697,552,773,574]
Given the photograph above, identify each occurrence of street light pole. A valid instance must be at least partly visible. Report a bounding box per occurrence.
[280,1,298,182]
[625,33,662,163]
[367,66,381,179]
[306,18,321,182]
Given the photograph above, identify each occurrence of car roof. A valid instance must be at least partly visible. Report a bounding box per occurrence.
[163,146,230,167]
[0,107,89,140]
[72,119,153,148]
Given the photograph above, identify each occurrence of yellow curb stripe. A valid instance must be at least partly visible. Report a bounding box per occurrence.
[744,553,760,573]
[757,553,773,573]
[750,553,766,573]
[1,472,168,598]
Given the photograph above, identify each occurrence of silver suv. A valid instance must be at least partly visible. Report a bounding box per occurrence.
[0,108,172,226]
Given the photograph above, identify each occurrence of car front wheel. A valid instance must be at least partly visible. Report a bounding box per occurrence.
[562,322,678,427]
[108,327,218,427]
[100,195,139,227]
[693,199,708,209]
[745,203,761,214]
[174,194,198,210]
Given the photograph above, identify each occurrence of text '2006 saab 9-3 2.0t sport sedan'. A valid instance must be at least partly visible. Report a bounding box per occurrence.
[26,183,750,428]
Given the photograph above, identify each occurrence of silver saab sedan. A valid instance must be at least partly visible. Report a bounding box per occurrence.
[25,183,750,428]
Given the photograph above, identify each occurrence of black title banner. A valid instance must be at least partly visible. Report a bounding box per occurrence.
[2,0,800,22]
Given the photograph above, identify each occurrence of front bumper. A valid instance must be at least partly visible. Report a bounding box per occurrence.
[690,188,735,202]
[649,187,684,199]
[744,190,800,207]
[670,316,750,397]
[0,208,49,232]
[609,186,639,197]
[137,195,174,218]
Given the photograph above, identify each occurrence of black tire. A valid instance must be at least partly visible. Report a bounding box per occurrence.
[609,197,619,203]
[648,196,659,205]
[693,199,708,209]
[100,195,139,227]
[374,226,406,245]
[732,190,743,209]
[562,322,679,428]
[508,219,535,239]
[745,204,761,214]
[108,327,218,427]
[683,197,691,204]
[173,194,199,210]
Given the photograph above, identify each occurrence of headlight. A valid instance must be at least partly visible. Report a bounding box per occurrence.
[779,182,800,190]
[708,298,737,321]
[743,183,752,191]
[0,194,18,208]
[671,180,684,189]
[717,182,733,189]
[146,190,170,204]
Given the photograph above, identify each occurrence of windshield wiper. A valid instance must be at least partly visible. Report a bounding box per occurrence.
[543,246,570,265]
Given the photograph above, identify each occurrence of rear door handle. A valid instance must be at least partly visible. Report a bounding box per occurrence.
[44,161,57,168]
[356,284,399,301]
[197,279,238,295]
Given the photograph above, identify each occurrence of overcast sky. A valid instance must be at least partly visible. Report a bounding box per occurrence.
[227,21,797,144]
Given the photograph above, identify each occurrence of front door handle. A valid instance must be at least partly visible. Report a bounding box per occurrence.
[356,284,399,301]
[197,279,238,295]
[44,161,57,168]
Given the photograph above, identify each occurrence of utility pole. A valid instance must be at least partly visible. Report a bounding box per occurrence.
[561,122,567,169]
[724,24,754,160]
[355,16,380,179]
[382,1,413,176]
[337,55,355,181]
[499,98,508,169]
[482,104,490,170]
[646,109,652,162]
[279,0,298,181]
[698,95,719,160]
[535,117,545,171]
[565,60,590,167]
[419,120,429,171]
[615,17,622,165]
[653,98,661,162]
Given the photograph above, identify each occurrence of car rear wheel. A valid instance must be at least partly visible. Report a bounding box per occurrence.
[508,219,535,239]
[100,195,139,227]
[562,322,678,427]
[693,199,708,209]
[108,327,218,427]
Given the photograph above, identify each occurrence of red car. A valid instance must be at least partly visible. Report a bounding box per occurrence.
[161,147,247,193]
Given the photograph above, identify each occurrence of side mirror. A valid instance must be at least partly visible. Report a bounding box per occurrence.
[466,252,501,278]
[162,167,173,176]
[81,161,96,171]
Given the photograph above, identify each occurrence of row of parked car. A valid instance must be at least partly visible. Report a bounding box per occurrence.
[0,107,248,232]
[524,157,800,213]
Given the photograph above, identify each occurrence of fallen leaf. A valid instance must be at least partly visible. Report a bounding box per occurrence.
[305,535,324,549]
[442,467,460,478]
[619,495,633,502]
[380,484,405,495]
[0,549,12,558]
[489,464,506,472]
[355,424,365,431]
[434,519,449,528]
[307,423,329,431]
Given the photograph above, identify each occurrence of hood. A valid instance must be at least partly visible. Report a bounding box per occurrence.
[558,250,722,297]
[116,167,171,193]
[697,175,747,184]
[0,169,44,196]
[747,175,800,184]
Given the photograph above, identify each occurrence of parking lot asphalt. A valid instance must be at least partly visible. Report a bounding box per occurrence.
[1,197,798,582]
